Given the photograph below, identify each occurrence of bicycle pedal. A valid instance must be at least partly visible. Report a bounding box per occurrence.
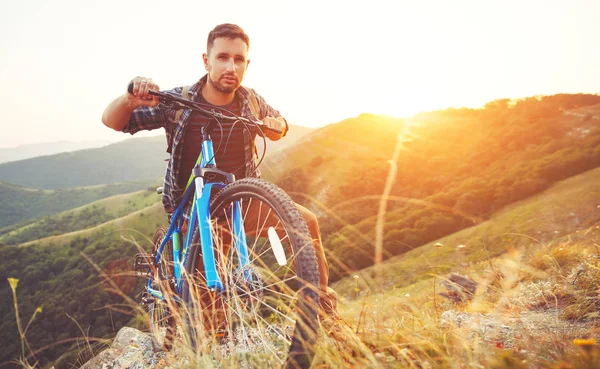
[133,253,154,277]
[141,295,155,306]
[213,331,229,343]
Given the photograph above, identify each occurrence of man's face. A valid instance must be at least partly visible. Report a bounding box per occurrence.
[204,37,249,94]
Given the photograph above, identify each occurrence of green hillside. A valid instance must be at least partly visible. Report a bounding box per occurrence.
[2,156,597,369]
[324,169,600,369]
[0,189,161,245]
[0,125,313,190]
[0,180,158,231]
[333,166,600,295]
[0,136,167,189]
[0,200,167,368]
[263,94,600,280]
[1,93,599,367]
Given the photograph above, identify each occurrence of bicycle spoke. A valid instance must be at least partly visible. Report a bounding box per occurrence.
[254,200,263,239]
[259,275,299,292]
[225,284,294,334]
[245,290,295,324]
[230,299,288,364]
[180,178,320,367]
[260,285,299,301]
[227,289,285,360]
[242,197,253,221]
[230,275,299,308]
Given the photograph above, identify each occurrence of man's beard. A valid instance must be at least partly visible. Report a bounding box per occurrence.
[208,74,239,94]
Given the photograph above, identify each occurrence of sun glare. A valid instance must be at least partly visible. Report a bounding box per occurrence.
[0,0,598,146]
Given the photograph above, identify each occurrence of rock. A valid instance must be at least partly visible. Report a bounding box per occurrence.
[112,327,152,352]
[439,273,478,303]
[80,348,120,369]
[440,310,511,345]
[79,327,166,369]
[374,352,386,362]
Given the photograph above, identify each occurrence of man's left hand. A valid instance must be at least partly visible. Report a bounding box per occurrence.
[261,116,286,141]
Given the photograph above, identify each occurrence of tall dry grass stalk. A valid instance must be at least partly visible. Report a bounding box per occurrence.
[7,277,42,368]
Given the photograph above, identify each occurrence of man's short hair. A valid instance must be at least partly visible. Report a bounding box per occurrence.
[207,23,250,53]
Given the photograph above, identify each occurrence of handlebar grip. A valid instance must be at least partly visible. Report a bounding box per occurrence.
[127,82,134,95]
[268,127,283,135]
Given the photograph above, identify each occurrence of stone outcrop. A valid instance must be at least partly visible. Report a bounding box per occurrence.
[80,327,169,369]
[439,273,478,303]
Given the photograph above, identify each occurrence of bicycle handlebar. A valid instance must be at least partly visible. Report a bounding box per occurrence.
[127,82,282,136]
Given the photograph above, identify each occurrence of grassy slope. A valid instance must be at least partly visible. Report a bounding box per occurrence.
[0,125,313,191]
[333,166,600,297]
[0,201,168,367]
[262,114,403,184]
[564,103,600,116]
[0,179,158,231]
[16,201,166,249]
[315,167,600,369]
[0,189,161,245]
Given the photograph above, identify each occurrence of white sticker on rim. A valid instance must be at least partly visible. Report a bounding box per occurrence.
[268,227,287,266]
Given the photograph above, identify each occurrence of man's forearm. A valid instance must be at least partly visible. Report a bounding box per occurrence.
[102,94,135,132]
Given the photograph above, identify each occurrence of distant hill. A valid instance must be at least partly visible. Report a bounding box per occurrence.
[0,180,158,231]
[256,124,314,158]
[0,189,160,245]
[562,102,600,118]
[0,125,314,189]
[0,140,114,164]
[0,136,167,189]
[0,199,166,367]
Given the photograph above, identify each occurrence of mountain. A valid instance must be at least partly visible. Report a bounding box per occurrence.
[0,189,161,245]
[0,199,166,368]
[0,125,314,189]
[262,94,600,280]
[2,164,598,369]
[1,93,600,367]
[0,137,167,189]
[78,166,600,369]
[0,140,115,164]
[0,180,158,231]
[256,124,314,158]
[333,165,600,295]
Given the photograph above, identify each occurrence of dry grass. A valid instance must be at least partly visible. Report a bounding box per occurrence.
[9,232,600,368]
[100,224,598,369]
[321,224,600,369]
[9,164,600,368]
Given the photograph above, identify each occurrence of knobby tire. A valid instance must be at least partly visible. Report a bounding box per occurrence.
[182,178,320,369]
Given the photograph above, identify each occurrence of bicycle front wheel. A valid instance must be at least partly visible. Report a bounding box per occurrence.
[183,178,320,369]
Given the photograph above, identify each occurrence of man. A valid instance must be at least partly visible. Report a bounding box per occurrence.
[102,23,336,320]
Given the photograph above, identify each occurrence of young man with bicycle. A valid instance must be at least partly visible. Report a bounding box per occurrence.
[102,23,337,325]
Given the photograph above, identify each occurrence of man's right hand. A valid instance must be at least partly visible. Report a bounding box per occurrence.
[127,76,160,109]
[102,76,160,131]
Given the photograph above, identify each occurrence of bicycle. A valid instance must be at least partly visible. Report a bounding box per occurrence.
[131,84,321,368]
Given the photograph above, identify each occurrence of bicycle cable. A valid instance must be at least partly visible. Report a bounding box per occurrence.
[160,94,271,175]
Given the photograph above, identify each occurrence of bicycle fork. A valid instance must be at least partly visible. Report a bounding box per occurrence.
[195,182,253,292]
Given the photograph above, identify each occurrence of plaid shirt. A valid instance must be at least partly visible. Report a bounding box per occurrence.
[123,75,287,214]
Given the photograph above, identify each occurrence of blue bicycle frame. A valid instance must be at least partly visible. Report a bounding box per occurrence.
[146,127,251,301]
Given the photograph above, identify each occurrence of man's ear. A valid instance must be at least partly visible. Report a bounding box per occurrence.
[246,59,250,68]
[202,53,209,70]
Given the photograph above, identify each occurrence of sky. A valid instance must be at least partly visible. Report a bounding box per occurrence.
[0,0,599,148]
